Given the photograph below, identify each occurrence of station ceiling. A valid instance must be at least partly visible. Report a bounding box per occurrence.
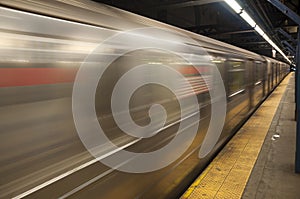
[94,0,299,63]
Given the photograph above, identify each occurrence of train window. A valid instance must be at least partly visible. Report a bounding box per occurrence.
[210,55,226,80]
[228,61,245,97]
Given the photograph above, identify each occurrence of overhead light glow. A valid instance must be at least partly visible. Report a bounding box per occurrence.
[262,34,270,42]
[240,11,256,27]
[254,25,265,36]
[224,0,242,13]
[223,0,291,64]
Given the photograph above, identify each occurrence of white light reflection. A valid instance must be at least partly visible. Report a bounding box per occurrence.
[240,11,256,28]
[224,0,242,13]
[254,25,265,36]
[223,0,291,64]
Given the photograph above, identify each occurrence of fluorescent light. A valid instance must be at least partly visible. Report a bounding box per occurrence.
[254,25,265,36]
[223,0,291,63]
[262,34,270,42]
[268,40,277,48]
[224,0,242,13]
[240,11,256,27]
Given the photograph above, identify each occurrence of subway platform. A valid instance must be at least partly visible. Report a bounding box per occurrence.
[181,73,300,199]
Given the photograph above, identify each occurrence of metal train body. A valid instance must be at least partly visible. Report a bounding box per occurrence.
[0,0,289,198]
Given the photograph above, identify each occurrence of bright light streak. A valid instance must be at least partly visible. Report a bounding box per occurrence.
[223,0,291,64]
[148,62,163,65]
[262,34,270,42]
[254,25,265,36]
[240,11,256,27]
[268,40,277,49]
[224,0,242,13]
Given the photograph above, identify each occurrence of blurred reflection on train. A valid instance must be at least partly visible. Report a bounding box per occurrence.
[0,0,289,198]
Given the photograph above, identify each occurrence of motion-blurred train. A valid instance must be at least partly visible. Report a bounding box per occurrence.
[0,0,289,198]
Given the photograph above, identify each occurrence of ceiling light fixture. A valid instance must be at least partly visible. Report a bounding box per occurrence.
[223,0,291,64]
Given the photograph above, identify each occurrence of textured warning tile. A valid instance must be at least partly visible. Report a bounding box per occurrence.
[181,74,291,199]
[188,188,217,199]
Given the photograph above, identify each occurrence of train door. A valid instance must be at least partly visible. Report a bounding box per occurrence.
[280,64,282,79]
[252,61,264,107]
[271,63,274,89]
[262,61,267,97]
[279,64,281,80]
[276,63,278,85]
[279,64,282,81]
[226,59,250,128]
[267,61,272,93]
[249,60,255,109]
[274,63,278,84]
[276,63,279,84]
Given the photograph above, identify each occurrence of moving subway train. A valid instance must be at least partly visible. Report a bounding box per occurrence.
[0,0,289,198]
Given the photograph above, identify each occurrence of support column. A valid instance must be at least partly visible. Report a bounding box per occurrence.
[296,27,300,173]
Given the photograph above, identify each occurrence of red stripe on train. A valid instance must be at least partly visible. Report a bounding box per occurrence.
[178,66,210,75]
[0,68,78,87]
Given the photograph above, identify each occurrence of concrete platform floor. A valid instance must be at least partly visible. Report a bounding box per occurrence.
[242,73,300,199]
[182,73,300,199]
